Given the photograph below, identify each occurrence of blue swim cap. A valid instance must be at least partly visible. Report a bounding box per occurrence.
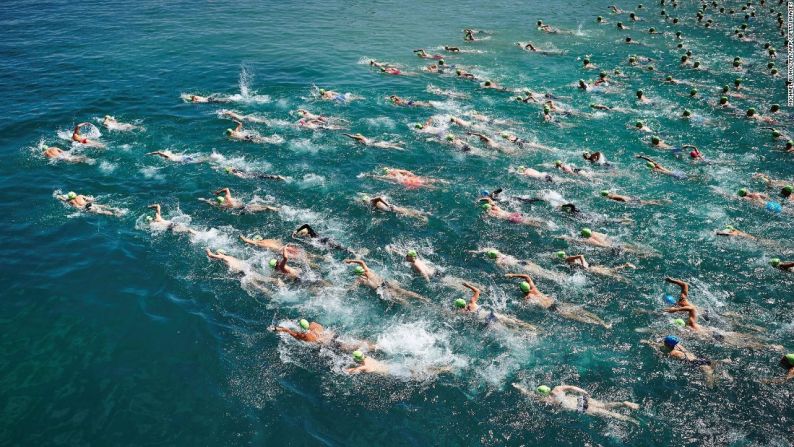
[481,190,491,197]
[663,335,680,348]
[765,201,782,213]
[664,294,677,305]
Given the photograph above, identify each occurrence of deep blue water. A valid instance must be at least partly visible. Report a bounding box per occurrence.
[1,0,793,445]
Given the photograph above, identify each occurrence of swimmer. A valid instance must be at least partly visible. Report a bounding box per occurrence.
[343,133,404,150]
[635,90,651,104]
[481,80,507,91]
[514,165,554,182]
[469,248,567,283]
[570,227,613,248]
[370,167,448,189]
[56,191,123,216]
[225,120,259,142]
[42,146,93,164]
[536,20,563,34]
[146,204,197,235]
[71,123,105,148]
[344,259,428,304]
[147,150,204,164]
[752,173,792,190]
[715,224,756,240]
[292,224,354,254]
[736,188,771,207]
[769,258,794,272]
[317,88,357,102]
[517,42,565,55]
[218,109,268,124]
[200,187,279,213]
[413,49,443,59]
[221,166,286,181]
[609,5,625,14]
[774,354,794,382]
[185,94,228,103]
[405,250,435,281]
[102,115,138,132]
[241,234,292,253]
[444,46,460,52]
[554,160,591,177]
[454,282,538,332]
[366,196,428,222]
[205,248,274,292]
[345,351,390,375]
[643,335,719,386]
[683,145,705,161]
[269,245,301,281]
[513,383,639,424]
[463,29,476,41]
[479,197,545,228]
[662,277,701,331]
[467,132,505,151]
[744,108,777,124]
[600,189,666,205]
[582,151,610,166]
[387,95,431,107]
[559,252,636,282]
[500,132,553,151]
[369,60,402,75]
[636,155,686,179]
[273,319,374,352]
[581,57,598,70]
[649,135,674,150]
[505,273,612,328]
[455,68,480,81]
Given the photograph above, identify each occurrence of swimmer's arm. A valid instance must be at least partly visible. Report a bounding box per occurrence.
[779,262,794,269]
[462,282,480,305]
[205,249,222,260]
[344,259,369,273]
[556,385,589,395]
[233,120,243,131]
[665,277,689,296]
[787,369,794,381]
[565,255,586,264]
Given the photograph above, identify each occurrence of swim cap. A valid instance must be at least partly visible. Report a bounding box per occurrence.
[651,136,661,145]
[600,190,610,197]
[681,55,688,62]
[438,60,445,66]
[720,96,728,104]
[536,385,551,395]
[597,16,603,21]
[733,61,741,67]
[145,216,153,222]
[517,165,526,171]
[216,196,225,203]
[381,167,390,174]
[543,106,550,114]
[318,88,326,95]
[599,71,607,78]
[225,129,233,136]
[689,150,699,158]
[724,225,735,231]
[770,258,781,267]
[692,61,700,68]
[765,202,782,213]
[268,259,277,268]
[67,191,77,200]
[481,203,492,211]
[782,185,793,195]
[299,319,310,330]
[501,132,510,139]
[519,281,531,293]
[486,249,499,259]
[515,96,523,101]
[772,130,781,138]
[625,37,632,43]
[445,134,454,141]
[454,298,467,308]
[555,160,563,166]
[784,354,794,367]
[646,161,655,168]
[636,90,644,97]
[406,250,418,259]
[555,250,566,259]
[581,228,592,238]
[646,66,654,71]
[650,27,656,33]
[484,81,492,87]
[353,265,366,276]
[664,294,677,305]
[771,68,778,75]
[663,335,680,348]
[352,351,365,363]
[665,75,673,81]
[224,166,233,173]
[629,56,637,63]
[683,109,691,117]
[722,85,729,93]
[583,58,590,65]
[672,318,686,327]
[746,108,755,116]
[689,89,697,96]
[635,121,644,128]
[253,234,263,240]
[788,141,794,150]
[737,188,748,197]
[414,123,424,129]
[734,78,742,86]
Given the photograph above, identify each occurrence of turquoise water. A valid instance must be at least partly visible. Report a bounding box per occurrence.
[1,0,793,445]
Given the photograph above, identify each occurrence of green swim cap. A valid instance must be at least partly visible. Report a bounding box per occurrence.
[486,249,499,259]
[782,185,793,194]
[225,166,233,173]
[581,228,592,238]
[318,88,326,94]
[536,385,551,395]
[353,265,366,276]
[555,159,563,166]
[406,250,418,259]
[772,130,781,138]
[252,234,263,240]
[145,216,153,222]
[599,71,607,78]
[600,190,610,197]
[555,250,566,259]
[722,85,729,93]
[519,281,531,293]
[689,89,697,96]
[414,123,424,129]
[481,203,492,211]
[501,132,510,138]
[720,96,728,104]
[646,161,655,168]
[770,258,781,267]
[629,56,637,63]
[543,106,550,114]
[454,298,467,308]
[746,108,756,116]
[683,109,691,117]
[785,353,794,366]
[216,196,225,203]
[635,121,644,128]
[724,224,735,231]
[651,136,661,145]
[299,319,310,330]
[225,129,233,136]
[672,318,686,327]
[352,350,365,363]
[737,188,748,197]
[665,75,673,81]
[734,78,742,86]
[381,167,390,174]
[67,191,77,200]
[446,134,454,141]
[268,259,277,268]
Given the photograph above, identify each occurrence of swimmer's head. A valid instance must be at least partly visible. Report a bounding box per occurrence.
[536,385,551,396]
[299,319,310,331]
[438,59,445,66]
[629,56,637,63]
[216,196,226,204]
[646,161,655,169]
[663,335,680,348]
[519,282,531,293]
[651,136,661,145]
[772,129,781,138]
[692,61,700,68]
[353,265,366,276]
[486,249,499,259]
[635,121,644,128]
[683,109,692,117]
[484,80,492,87]
[445,134,455,142]
[224,166,233,173]
[746,108,756,117]
[582,151,591,158]
[537,20,543,26]
[406,250,418,260]
[781,354,794,368]
[781,185,793,197]
[720,96,728,105]
[770,258,781,267]
[318,88,326,95]
[501,132,510,139]
[737,188,748,197]
[554,160,563,167]
[381,167,390,175]
[252,234,263,241]
[625,37,632,43]
[451,298,467,310]
[414,123,424,129]
[581,228,592,238]
[722,85,730,93]
[770,104,780,113]
[555,250,566,259]
[583,58,590,65]
[455,69,462,75]
[268,259,277,269]
[734,78,742,86]
[67,191,77,200]
[689,150,699,159]
[649,27,656,33]
[225,129,233,136]
[636,89,644,98]
[578,79,586,87]
[600,190,610,197]
[352,351,365,363]
[665,75,673,82]
[597,16,603,22]
[543,106,550,114]
[480,203,492,211]
[689,88,697,96]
